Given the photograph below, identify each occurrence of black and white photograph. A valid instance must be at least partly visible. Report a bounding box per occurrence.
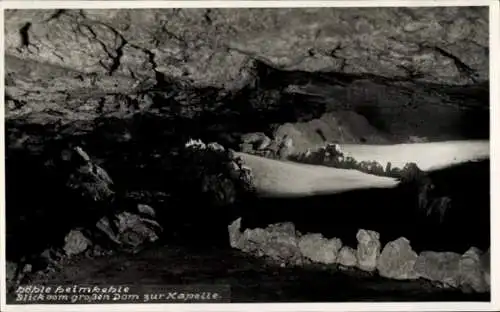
[1,0,498,310]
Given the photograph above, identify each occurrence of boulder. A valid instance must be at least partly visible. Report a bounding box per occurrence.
[65,146,115,204]
[298,233,342,264]
[233,222,302,266]
[376,237,418,280]
[240,132,273,152]
[414,251,461,288]
[115,211,162,246]
[459,247,489,293]
[356,229,381,272]
[263,223,302,265]
[96,211,162,250]
[338,246,357,267]
[228,217,243,248]
[239,227,268,254]
[63,229,91,257]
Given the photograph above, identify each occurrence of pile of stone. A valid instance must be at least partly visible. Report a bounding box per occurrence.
[181,139,256,206]
[6,146,164,291]
[239,132,295,160]
[8,139,260,292]
[6,202,163,291]
[228,218,490,294]
[290,141,424,180]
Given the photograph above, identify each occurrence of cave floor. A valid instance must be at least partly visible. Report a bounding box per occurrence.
[11,244,489,303]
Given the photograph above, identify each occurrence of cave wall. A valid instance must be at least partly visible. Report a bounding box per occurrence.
[5,7,488,91]
[5,8,489,154]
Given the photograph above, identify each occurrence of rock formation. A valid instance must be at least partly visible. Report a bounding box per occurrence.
[356,229,382,272]
[5,146,164,290]
[338,246,358,268]
[228,220,491,294]
[414,251,463,288]
[298,233,343,265]
[376,237,419,280]
[459,247,489,293]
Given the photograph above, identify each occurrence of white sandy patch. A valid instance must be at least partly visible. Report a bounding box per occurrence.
[235,152,399,198]
[340,140,490,172]
[235,140,489,198]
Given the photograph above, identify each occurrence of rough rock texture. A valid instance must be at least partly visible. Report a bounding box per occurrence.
[297,233,343,264]
[234,222,303,266]
[65,146,115,204]
[229,220,306,266]
[273,112,392,153]
[228,217,243,248]
[376,237,418,280]
[180,139,256,204]
[481,248,490,288]
[337,246,358,267]
[459,247,489,293]
[5,8,488,96]
[240,132,273,153]
[63,229,92,256]
[356,229,381,272]
[414,251,462,288]
[5,8,489,151]
[97,211,162,250]
[5,144,166,287]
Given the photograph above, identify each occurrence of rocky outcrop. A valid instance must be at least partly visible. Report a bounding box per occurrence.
[5,8,487,98]
[181,139,255,201]
[7,137,259,291]
[5,145,166,288]
[271,112,394,153]
[5,8,489,159]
